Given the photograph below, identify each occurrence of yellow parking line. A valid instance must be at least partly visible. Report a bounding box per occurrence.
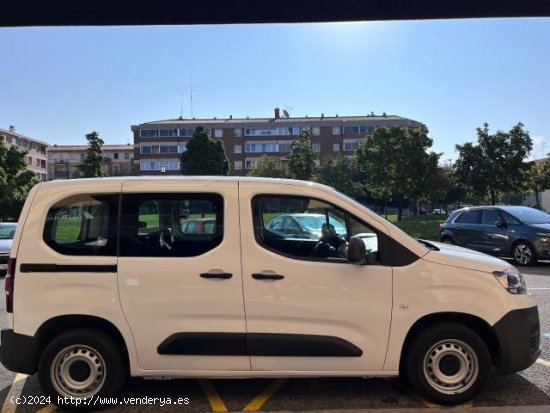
[36,405,57,413]
[1,373,28,413]
[198,379,228,412]
[242,379,287,411]
[536,358,550,367]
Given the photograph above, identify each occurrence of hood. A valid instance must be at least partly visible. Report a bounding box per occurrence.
[0,239,13,254]
[530,223,550,233]
[422,241,509,273]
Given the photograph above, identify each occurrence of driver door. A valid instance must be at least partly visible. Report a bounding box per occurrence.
[239,183,393,372]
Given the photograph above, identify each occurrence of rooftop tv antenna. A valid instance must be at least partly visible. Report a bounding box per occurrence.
[283,109,290,118]
[178,76,206,118]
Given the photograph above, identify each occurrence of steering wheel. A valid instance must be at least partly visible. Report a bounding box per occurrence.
[159,227,175,250]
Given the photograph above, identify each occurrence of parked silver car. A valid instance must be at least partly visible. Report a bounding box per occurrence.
[0,222,17,276]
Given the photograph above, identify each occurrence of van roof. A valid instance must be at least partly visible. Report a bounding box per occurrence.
[37,176,337,191]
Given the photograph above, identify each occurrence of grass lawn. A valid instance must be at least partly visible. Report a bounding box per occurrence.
[385,214,446,241]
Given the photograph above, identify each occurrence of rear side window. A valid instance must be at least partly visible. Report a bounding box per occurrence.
[455,210,481,224]
[44,194,119,256]
[120,193,223,257]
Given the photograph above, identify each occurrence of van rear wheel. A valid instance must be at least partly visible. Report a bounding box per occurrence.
[38,328,125,411]
[405,323,490,405]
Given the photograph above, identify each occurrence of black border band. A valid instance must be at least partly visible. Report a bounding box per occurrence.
[19,264,117,273]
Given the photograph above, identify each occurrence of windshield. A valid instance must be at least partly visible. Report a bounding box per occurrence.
[295,215,346,234]
[0,225,16,240]
[507,208,550,225]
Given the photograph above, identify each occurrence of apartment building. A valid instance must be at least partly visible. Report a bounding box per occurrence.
[0,126,48,181]
[47,144,136,180]
[132,109,422,176]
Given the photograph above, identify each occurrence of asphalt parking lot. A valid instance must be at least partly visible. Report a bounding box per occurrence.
[0,266,549,413]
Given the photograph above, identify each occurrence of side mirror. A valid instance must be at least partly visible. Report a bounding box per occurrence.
[495,220,507,228]
[347,236,367,265]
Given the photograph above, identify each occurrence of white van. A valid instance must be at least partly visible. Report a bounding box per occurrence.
[0,177,540,409]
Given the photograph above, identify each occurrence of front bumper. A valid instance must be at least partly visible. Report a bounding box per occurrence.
[0,329,37,375]
[493,305,541,374]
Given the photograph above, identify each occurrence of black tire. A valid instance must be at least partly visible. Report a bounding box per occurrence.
[38,328,126,411]
[404,323,491,405]
[512,241,538,266]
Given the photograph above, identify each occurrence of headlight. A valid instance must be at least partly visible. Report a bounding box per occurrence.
[493,271,527,294]
[536,233,550,242]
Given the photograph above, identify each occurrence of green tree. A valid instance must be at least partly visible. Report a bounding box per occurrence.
[77,131,106,178]
[0,135,39,220]
[287,131,318,181]
[317,154,364,198]
[181,127,229,175]
[454,123,532,205]
[356,125,440,220]
[424,164,454,211]
[526,159,550,208]
[249,155,289,178]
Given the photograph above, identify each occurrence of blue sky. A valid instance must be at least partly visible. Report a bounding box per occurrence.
[1,18,549,161]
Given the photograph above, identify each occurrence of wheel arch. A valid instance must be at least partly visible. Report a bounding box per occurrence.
[32,314,130,374]
[398,312,500,374]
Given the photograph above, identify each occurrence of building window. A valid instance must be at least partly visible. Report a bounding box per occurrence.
[234,145,242,154]
[124,152,130,159]
[332,126,341,135]
[312,143,321,153]
[141,146,152,154]
[140,129,158,137]
[159,129,178,137]
[245,129,278,137]
[214,129,223,138]
[312,127,321,136]
[160,146,178,154]
[245,143,278,153]
[114,153,119,160]
[139,161,180,171]
[234,128,242,137]
[178,144,187,153]
[344,126,359,134]
[343,140,364,151]
[333,143,340,152]
[234,160,243,170]
[28,156,32,164]
[178,128,194,137]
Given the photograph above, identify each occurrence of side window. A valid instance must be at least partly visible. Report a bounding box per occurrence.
[455,210,481,224]
[120,193,223,257]
[252,195,381,264]
[481,209,502,225]
[44,194,118,256]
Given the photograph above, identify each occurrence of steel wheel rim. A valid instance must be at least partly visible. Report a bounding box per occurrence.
[50,344,106,399]
[422,339,479,395]
[514,244,532,265]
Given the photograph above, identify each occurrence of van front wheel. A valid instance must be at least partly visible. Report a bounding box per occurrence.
[405,323,490,405]
[38,328,125,411]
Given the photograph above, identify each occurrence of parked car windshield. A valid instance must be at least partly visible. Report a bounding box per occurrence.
[0,224,16,240]
[506,208,550,225]
[294,215,346,235]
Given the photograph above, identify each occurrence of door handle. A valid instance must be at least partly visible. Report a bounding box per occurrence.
[252,273,285,280]
[200,272,233,279]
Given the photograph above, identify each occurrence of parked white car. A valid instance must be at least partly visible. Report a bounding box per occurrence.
[0,177,540,409]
